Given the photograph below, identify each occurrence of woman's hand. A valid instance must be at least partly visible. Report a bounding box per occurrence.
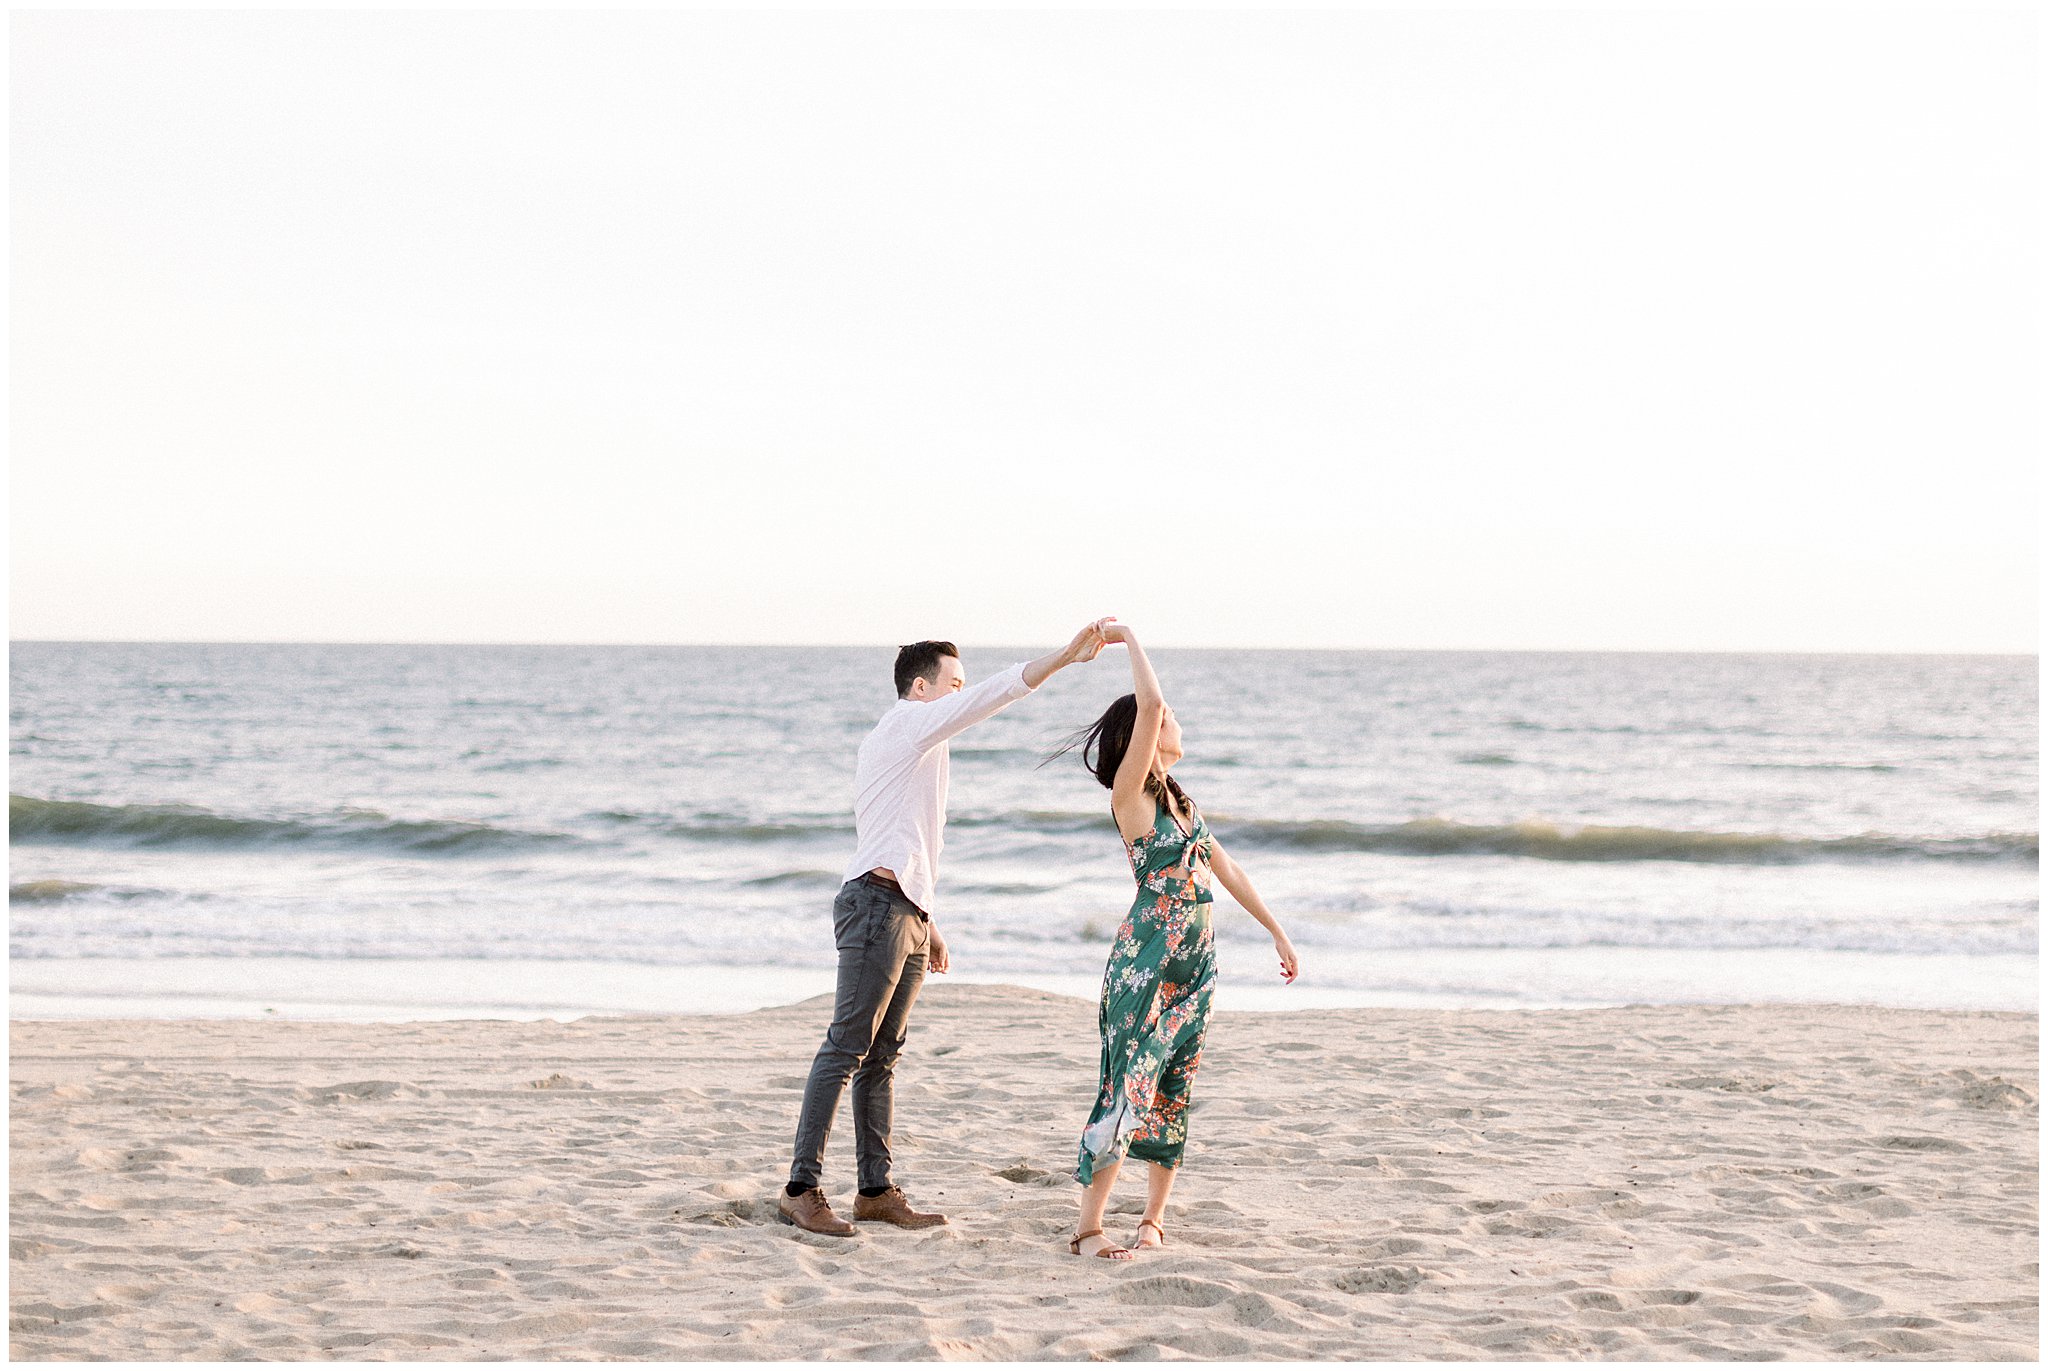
[1274,933,1300,984]
[1100,620,1134,645]
[1067,618,1112,664]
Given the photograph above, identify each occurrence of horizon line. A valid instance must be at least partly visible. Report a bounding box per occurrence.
[6,638,2037,658]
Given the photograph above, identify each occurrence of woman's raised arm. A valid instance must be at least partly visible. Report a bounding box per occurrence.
[1104,623,1166,840]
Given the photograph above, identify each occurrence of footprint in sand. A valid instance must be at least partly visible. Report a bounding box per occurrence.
[681,1197,770,1226]
[527,1074,593,1091]
[1875,1135,1971,1154]
[1335,1266,1429,1295]
[1669,1075,1778,1093]
[1116,1275,1271,1324]
[993,1165,1067,1187]
[76,1147,192,1173]
[1945,1072,2036,1111]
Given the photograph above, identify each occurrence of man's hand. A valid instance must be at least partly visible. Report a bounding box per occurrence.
[1067,617,1112,663]
[1025,618,1114,690]
[928,925,951,975]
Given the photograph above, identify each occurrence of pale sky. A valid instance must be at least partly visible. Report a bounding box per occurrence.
[10,8,2039,651]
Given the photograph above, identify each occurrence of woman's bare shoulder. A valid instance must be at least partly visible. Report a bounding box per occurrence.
[1112,792,1159,845]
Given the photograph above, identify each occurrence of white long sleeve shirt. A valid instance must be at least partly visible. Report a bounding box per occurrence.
[842,661,1037,915]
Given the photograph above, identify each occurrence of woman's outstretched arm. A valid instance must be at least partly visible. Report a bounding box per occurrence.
[1208,837,1300,983]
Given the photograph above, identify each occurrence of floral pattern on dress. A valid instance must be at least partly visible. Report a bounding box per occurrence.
[1075,791,1218,1185]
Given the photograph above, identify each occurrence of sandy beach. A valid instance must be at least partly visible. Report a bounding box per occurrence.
[8,985,2037,1361]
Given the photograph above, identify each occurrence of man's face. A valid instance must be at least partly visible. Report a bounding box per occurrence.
[908,655,965,701]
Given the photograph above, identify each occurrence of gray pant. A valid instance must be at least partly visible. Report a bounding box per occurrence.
[788,877,931,1192]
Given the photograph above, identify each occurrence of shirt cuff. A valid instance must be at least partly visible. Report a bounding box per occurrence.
[1008,661,1035,695]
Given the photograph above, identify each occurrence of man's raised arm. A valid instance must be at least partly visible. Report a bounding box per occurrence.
[1024,618,1111,690]
[907,619,1110,752]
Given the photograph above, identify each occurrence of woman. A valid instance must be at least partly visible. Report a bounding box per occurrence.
[1047,620,1300,1260]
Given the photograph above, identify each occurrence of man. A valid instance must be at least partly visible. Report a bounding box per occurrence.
[779,620,1110,1235]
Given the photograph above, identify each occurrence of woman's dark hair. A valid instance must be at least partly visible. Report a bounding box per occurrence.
[1040,692,1192,813]
[894,640,959,697]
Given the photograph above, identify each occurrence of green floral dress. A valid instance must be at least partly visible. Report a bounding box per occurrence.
[1074,788,1218,1184]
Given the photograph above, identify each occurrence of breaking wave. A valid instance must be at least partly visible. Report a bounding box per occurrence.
[1213,816,2037,865]
[9,795,578,855]
[13,793,2033,868]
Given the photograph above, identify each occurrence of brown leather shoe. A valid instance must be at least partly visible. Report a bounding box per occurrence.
[853,1185,947,1229]
[777,1187,855,1236]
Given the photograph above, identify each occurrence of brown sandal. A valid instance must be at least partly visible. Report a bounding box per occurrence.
[1068,1227,1134,1260]
[1137,1218,1167,1248]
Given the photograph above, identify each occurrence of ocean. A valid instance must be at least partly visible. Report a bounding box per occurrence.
[8,643,2037,1018]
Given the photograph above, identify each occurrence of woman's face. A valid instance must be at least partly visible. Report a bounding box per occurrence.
[1156,704,1184,764]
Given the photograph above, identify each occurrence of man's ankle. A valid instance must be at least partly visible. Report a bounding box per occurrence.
[859,1185,891,1198]
[785,1181,811,1198]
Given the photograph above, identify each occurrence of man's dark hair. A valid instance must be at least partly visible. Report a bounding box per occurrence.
[894,640,960,698]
